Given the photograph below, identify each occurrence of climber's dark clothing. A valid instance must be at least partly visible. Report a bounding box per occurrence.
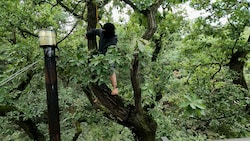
[86,29,117,54]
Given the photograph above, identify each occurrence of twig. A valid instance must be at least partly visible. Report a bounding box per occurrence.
[56,20,80,45]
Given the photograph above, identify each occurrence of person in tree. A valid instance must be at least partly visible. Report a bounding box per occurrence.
[85,23,118,95]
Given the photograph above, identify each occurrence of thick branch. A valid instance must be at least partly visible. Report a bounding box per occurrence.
[56,0,84,19]
[9,70,35,100]
[90,83,130,121]
[130,51,142,113]
[87,0,98,50]
[142,0,163,40]
[142,10,157,40]
[17,27,38,38]
[229,50,249,89]
[211,64,222,80]
[72,121,82,141]
[89,83,157,141]
[0,105,17,116]
[57,20,80,45]
[16,118,45,141]
[122,0,163,40]
[122,0,163,113]
[121,0,140,11]
[82,85,95,105]
[152,33,163,61]
[0,105,45,141]
[9,29,17,44]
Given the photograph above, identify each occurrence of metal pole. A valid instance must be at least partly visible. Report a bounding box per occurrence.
[39,30,61,141]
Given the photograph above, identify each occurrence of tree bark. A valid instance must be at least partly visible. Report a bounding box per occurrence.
[130,50,142,113]
[229,50,248,90]
[122,0,163,40]
[90,83,157,141]
[229,49,250,114]
[141,9,158,40]
[87,0,97,51]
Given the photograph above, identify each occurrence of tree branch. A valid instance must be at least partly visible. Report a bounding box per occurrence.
[56,0,84,19]
[152,33,163,61]
[142,0,163,40]
[9,70,35,100]
[72,121,82,141]
[141,10,157,40]
[0,105,17,116]
[82,85,95,105]
[57,20,80,45]
[122,0,163,40]
[17,27,38,38]
[186,62,223,84]
[90,83,130,121]
[130,49,142,113]
[229,50,249,89]
[87,0,98,50]
[122,0,163,112]
[121,0,140,11]
[211,63,222,80]
[0,105,45,141]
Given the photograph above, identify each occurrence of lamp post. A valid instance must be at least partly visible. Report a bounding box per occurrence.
[39,30,61,141]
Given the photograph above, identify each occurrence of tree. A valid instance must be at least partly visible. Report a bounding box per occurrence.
[0,1,66,140]
[188,0,250,114]
[178,0,250,138]
[83,0,163,140]
[189,0,250,89]
[0,0,249,140]
[0,0,167,140]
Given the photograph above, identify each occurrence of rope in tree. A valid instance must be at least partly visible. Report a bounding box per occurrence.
[0,57,43,87]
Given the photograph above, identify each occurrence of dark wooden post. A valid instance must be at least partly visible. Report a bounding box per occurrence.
[39,30,61,141]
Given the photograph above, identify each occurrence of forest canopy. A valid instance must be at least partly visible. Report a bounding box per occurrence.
[0,0,249,141]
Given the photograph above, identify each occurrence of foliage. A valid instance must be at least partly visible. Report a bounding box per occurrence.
[0,0,250,141]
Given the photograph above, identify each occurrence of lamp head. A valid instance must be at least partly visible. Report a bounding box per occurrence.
[39,30,56,47]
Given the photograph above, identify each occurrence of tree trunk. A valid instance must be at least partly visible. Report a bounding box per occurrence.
[130,50,142,113]
[229,50,248,90]
[87,0,97,51]
[84,1,160,140]
[90,84,157,141]
[229,49,250,114]
[128,112,157,141]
